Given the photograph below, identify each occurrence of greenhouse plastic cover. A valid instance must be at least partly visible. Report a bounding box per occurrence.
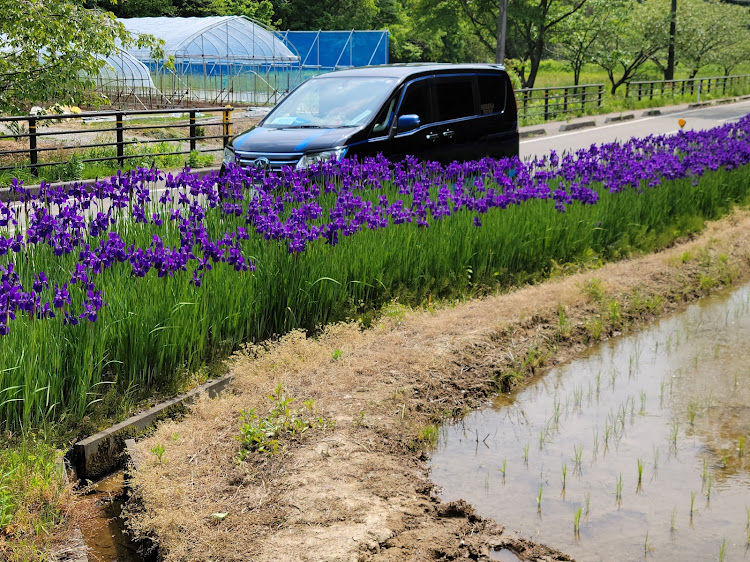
[118,16,299,64]
[97,49,156,89]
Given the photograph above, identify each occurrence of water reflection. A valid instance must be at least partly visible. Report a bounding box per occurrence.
[431,284,750,561]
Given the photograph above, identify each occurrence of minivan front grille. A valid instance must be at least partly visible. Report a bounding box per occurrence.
[235,150,303,171]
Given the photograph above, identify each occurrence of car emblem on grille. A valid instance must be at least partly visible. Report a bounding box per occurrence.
[250,157,270,170]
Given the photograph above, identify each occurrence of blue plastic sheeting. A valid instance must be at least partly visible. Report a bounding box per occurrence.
[277,31,389,69]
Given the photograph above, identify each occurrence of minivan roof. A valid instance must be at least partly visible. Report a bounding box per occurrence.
[311,63,507,80]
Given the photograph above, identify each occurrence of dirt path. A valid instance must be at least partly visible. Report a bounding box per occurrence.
[123,210,750,562]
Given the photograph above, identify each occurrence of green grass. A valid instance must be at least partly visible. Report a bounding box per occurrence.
[0,434,73,561]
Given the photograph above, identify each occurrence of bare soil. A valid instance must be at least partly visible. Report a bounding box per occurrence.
[121,210,750,562]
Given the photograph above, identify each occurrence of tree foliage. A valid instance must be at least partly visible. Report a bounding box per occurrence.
[589,0,670,94]
[0,0,161,114]
[670,0,750,77]
[550,0,610,84]
[273,0,379,30]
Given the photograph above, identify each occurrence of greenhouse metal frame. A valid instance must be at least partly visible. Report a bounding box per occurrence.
[117,16,301,106]
[93,49,171,109]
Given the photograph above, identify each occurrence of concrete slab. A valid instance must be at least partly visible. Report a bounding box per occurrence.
[73,372,234,481]
[520,128,546,138]
[604,114,635,123]
[559,120,596,132]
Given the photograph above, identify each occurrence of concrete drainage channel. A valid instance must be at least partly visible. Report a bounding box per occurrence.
[52,373,235,562]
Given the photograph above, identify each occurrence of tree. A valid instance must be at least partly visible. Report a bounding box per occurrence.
[273,0,379,29]
[590,0,669,94]
[672,0,750,78]
[0,0,161,114]
[212,0,275,25]
[452,0,588,87]
[550,0,610,84]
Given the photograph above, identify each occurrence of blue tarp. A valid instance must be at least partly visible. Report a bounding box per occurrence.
[277,30,389,69]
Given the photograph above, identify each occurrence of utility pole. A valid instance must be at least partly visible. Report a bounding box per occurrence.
[665,0,677,80]
[496,0,508,64]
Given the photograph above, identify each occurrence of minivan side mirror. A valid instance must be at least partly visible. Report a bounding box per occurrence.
[396,114,421,133]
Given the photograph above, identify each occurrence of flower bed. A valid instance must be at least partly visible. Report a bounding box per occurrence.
[1,116,749,429]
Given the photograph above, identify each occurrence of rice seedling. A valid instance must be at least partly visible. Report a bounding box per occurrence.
[573,386,583,411]
[585,491,590,517]
[637,458,644,484]
[498,459,507,481]
[669,420,680,450]
[718,538,726,562]
[537,484,543,508]
[670,507,678,532]
[562,463,568,489]
[595,371,602,394]
[690,491,697,518]
[573,506,582,536]
[644,531,653,556]
[573,443,584,467]
[592,428,599,456]
[523,443,530,464]
[738,435,745,458]
[616,473,623,503]
[553,396,562,426]
[660,380,667,406]
[687,400,698,426]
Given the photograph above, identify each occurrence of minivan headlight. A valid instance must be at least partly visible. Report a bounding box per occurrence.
[222,146,236,166]
[296,147,347,169]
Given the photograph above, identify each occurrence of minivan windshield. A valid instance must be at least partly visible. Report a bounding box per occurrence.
[264,76,398,129]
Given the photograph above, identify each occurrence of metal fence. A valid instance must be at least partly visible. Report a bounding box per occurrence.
[625,75,750,102]
[515,84,605,123]
[0,107,233,177]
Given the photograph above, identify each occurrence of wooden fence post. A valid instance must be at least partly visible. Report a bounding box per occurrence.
[116,112,124,168]
[222,106,232,147]
[189,109,197,152]
[29,117,38,177]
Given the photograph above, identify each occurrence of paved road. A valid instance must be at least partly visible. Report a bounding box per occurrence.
[520,99,750,161]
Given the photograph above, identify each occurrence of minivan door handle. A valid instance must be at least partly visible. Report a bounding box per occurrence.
[425,132,439,142]
[443,129,455,139]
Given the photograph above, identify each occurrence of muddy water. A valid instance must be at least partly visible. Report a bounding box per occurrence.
[431,284,750,561]
[77,472,145,562]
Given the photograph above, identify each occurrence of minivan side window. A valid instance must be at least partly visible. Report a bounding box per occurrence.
[397,80,432,126]
[478,75,507,115]
[371,96,397,135]
[435,77,476,121]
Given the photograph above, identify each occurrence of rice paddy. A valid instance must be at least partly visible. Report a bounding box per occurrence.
[431,283,750,560]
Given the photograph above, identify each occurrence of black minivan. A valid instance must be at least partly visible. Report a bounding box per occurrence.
[222,63,518,171]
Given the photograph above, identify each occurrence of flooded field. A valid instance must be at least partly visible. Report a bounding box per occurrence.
[431,284,750,560]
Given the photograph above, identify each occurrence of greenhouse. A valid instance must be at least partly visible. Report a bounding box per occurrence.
[117,16,301,106]
[94,49,166,109]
